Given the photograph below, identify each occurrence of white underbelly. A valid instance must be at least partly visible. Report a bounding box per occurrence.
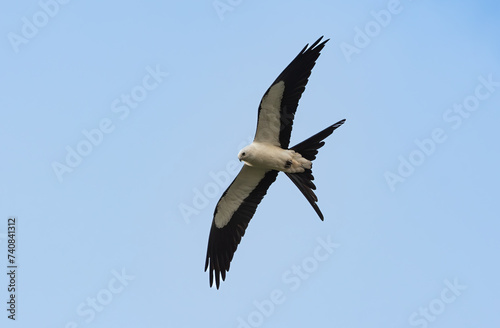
[244,142,311,173]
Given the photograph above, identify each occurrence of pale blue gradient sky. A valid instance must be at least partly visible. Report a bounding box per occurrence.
[1,1,499,327]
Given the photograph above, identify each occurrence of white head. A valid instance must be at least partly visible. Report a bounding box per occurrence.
[237,144,255,165]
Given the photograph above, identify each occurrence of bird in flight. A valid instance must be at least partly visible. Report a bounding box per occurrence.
[205,36,345,289]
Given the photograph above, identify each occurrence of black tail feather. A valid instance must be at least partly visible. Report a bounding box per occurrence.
[290,119,345,159]
[286,169,323,219]
[286,119,345,220]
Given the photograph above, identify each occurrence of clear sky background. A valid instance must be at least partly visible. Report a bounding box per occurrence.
[1,1,499,327]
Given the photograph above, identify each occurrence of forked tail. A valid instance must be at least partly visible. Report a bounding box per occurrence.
[285,119,346,220]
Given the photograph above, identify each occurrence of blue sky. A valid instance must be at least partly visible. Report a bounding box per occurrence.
[1,0,499,327]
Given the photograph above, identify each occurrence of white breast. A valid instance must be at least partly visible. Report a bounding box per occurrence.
[243,142,291,171]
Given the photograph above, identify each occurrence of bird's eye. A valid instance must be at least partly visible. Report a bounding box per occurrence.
[241,152,246,156]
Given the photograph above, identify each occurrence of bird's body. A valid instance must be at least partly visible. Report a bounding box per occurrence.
[238,142,311,173]
[205,36,345,288]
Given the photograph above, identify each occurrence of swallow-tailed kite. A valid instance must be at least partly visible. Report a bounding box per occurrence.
[205,36,345,289]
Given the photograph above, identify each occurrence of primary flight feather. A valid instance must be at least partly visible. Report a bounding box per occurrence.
[205,36,345,289]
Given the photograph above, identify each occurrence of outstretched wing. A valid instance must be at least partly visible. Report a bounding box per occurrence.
[254,36,329,148]
[205,165,278,289]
